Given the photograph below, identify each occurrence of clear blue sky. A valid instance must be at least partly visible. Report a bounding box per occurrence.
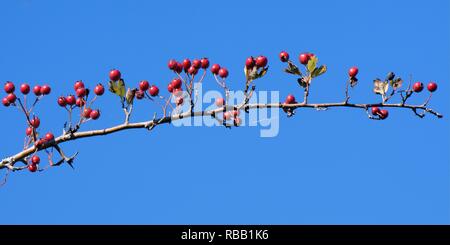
[0,0,448,224]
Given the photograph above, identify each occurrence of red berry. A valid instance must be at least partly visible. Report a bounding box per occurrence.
[74,81,85,91]
[109,69,121,81]
[149,86,159,97]
[139,80,150,91]
[234,117,242,126]
[6,93,16,103]
[30,117,40,128]
[76,98,86,107]
[308,53,315,58]
[182,59,191,71]
[215,97,224,107]
[223,111,231,120]
[26,127,33,136]
[40,85,51,95]
[379,109,389,119]
[135,90,144,100]
[90,110,100,120]
[285,94,296,104]
[279,51,289,62]
[412,82,424,93]
[76,87,86,97]
[175,97,183,106]
[34,139,44,148]
[45,132,54,141]
[2,97,10,107]
[192,59,201,69]
[57,96,67,107]
[348,67,359,77]
[200,58,209,69]
[167,83,174,93]
[171,78,182,89]
[188,66,198,75]
[245,57,255,68]
[28,164,38,172]
[20,83,30,95]
[4,82,15,93]
[427,82,437,92]
[33,85,42,96]
[66,95,76,105]
[218,68,229,78]
[83,108,92,118]
[299,53,310,65]
[175,63,183,73]
[168,59,177,70]
[94,84,105,96]
[232,110,240,117]
[211,64,221,75]
[371,106,380,116]
[173,87,183,97]
[31,155,40,165]
[255,56,268,68]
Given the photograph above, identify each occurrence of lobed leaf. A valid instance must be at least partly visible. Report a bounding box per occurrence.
[373,79,389,95]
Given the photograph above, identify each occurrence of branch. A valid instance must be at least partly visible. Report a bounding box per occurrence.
[0,101,442,170]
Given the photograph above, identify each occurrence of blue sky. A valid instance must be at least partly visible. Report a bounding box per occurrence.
[0,0,449,224]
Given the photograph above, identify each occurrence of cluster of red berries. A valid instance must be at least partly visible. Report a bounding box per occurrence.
[32,131,55,149]
[57,80,101,120]
[279,51,314,65]
[166,78,184,105]
[2,82,51,107]
[371,107,389,120]
[412,81,438,93]
[28,155,40,172]
[25,115,41,137]
[299,52,315,65]
[223,109,241,125]
[245,55,268,69]
[168,58,210,76]
[135,80,159,100]
[214,97,240,125]
[211,63,229,78]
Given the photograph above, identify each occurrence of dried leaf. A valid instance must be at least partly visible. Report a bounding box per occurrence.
[284,61,302,75]
[350,77,358,87]
[373,79,389,95]
[297,77,308,88]
[390,77,403,90]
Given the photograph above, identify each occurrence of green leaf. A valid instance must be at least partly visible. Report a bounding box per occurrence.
[307,56,317,73]
[108,79,126,98]
[311,65,327,78]
[118,79,126,97]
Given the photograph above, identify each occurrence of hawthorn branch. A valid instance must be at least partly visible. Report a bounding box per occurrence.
[0,101,442,170]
